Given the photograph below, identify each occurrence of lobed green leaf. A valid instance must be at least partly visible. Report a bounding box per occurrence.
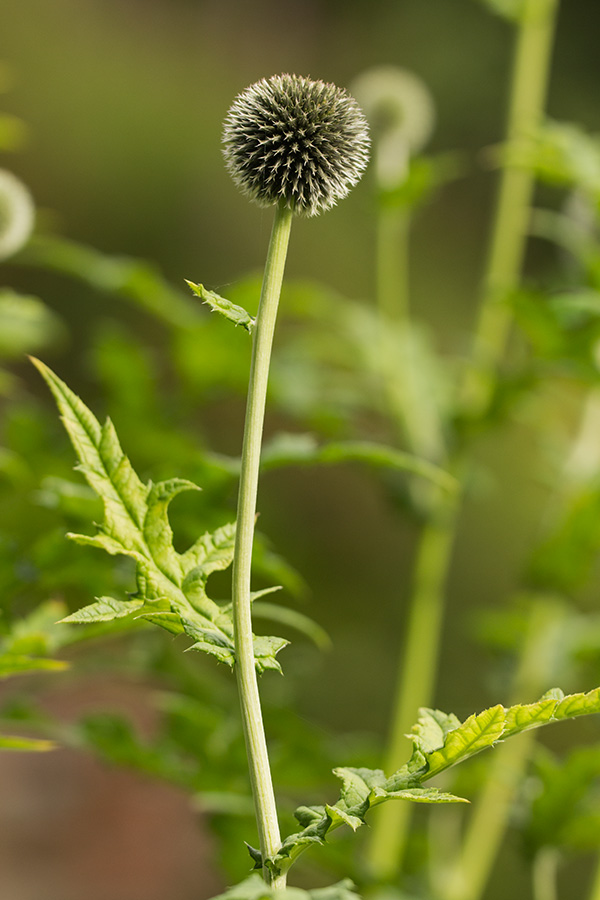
[424,705,506,777]
[60,596,143,624]
[32,359,286,672]
[273,688,600,875]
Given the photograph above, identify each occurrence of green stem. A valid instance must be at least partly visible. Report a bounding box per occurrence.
[366,490,459,881]
[588,854,600,900]
[461,0,559,418]
[232,201,293,888]
[376,207,445,462]
[377,205,410,323]
[366,0,558,884]
[532,848,560,900]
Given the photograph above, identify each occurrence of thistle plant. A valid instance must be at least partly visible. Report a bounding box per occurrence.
[26,53,600,900]
[222,74,369,888]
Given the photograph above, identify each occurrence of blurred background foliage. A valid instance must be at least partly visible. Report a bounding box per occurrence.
[2,1,600,899]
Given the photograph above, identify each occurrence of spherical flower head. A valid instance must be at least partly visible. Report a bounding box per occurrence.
[222,73,370,217]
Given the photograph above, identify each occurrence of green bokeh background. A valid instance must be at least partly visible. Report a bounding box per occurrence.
[1,1,600,897]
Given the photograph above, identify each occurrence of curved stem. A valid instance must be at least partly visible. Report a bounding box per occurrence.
[232,201,293,888]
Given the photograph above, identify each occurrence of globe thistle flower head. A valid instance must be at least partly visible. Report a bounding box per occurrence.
[222,73,370,217]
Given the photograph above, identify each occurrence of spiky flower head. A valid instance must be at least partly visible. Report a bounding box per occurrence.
[222,73,370,217]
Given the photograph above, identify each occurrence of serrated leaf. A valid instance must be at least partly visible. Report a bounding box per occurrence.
[186,280,255,333]
[372,786,469,804]
[60,596,143,624]
[275,688,600,875]
[325,803,363,830]
[411,689,600,781]
[143,478,200,582]
[335,766,386,811]
[251,635,290,675]
[295,805,326,827]
[182,521,237,573]
[410,707,462,755]
[555,688,600,719]
[32,359,286,673]
[502,698,559,736]
[425,706,506,777]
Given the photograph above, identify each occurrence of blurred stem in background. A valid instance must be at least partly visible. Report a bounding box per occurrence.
[588,854,600,900]
[363,0,559,887]
[532,848,560,900]
[461,0,559,418]
[377,203,410,324]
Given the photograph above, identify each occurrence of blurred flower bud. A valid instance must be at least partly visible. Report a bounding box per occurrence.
[0,168,35,261]
[351,66,435,190]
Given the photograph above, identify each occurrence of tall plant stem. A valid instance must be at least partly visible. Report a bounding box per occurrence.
[366,490,459,881]
[377,205,410,323]
[433,6,559,899]
[587,853,600,900]
[462,0,559,417]
[366,0,558,885]
[532,848,560,900]
[376,205,443,459]
[232,201,293,888]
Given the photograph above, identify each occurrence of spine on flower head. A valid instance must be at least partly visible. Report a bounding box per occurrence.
[222,73,370,217]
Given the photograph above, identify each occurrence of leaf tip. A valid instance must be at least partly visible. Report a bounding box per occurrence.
[29,355,46,375]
